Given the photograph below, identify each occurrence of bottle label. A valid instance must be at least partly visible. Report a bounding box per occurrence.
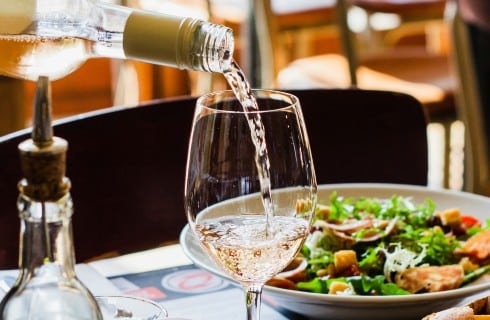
[123,11,189,67]
[0,0,36,34]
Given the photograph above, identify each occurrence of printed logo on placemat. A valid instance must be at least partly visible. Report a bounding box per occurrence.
[161,269,229,294]
[125,286,168,300]
[108,264,235,300]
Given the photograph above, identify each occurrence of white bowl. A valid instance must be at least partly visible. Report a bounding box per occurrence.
[180,183,490,320]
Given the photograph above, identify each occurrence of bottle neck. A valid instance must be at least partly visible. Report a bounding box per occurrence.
[18,193,77,277]
[2,192,102,319]
[181,19,234,73]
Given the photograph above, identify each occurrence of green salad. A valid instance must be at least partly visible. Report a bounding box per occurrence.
[268,192,490,296]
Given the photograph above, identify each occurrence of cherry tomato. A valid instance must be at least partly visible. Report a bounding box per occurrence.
[461,215,481,228]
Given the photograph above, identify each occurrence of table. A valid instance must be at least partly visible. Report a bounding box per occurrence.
[0,244,306,320]
[89,244,306,319]
[2,242,489,319]
[0,244,306,319]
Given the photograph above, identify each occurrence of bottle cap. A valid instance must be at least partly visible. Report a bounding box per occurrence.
[0,0,36,34]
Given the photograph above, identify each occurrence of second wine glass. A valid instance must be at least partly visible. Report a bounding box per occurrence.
[184,89,317,320]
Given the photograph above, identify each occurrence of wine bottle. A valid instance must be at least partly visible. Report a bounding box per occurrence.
[0,0,234,81]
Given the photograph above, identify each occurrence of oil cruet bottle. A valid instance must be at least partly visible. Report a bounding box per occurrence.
[0,76,102,320]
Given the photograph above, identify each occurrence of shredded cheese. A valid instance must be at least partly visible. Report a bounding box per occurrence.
[305,229,325,252]
[379,244,427,282]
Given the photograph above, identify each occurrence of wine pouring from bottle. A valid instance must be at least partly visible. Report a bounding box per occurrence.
[0,0,234,81]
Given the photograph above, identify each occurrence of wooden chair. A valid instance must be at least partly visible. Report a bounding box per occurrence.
[252,0,338,87]
[351,0,447,50]
[274,0,454,119]
[271,0,454,187]
[0,88,428,269]
[447,0,490,195]
[220,0,334,89]
[296,88,429,186]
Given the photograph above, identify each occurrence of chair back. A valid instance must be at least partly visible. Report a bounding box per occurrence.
[0,89,428,269]
[261,0,338,85]
[296,89,428,185]
[446,0,490,194]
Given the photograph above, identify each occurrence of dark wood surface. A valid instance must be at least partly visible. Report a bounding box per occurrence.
[351,0,446,18]
[0,89,428,269]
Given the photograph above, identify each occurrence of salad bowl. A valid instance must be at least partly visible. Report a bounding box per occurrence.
[180,183,490,320]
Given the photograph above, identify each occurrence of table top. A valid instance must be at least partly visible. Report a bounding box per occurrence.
[0,244,304,319]
[89,244,305,319]
[2,241,489,319]
[89,244,191,278]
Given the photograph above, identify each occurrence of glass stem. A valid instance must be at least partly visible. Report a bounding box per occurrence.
[244,283,263,320]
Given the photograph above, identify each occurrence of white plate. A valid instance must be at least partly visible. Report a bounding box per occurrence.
[179,183,490,320]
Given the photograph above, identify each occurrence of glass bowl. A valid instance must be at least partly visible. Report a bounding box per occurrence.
[96,295,168,319]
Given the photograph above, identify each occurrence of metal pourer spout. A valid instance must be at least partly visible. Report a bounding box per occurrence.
[18,76,70,201]
[32,76,54,147]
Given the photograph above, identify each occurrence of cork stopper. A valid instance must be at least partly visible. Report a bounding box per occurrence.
[18,76,70,201]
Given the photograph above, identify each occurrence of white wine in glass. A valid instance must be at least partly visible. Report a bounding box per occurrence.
[185,89,317,320]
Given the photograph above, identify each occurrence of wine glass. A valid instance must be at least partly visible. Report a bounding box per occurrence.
[184,89,317,320]
[96,295,168,319]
